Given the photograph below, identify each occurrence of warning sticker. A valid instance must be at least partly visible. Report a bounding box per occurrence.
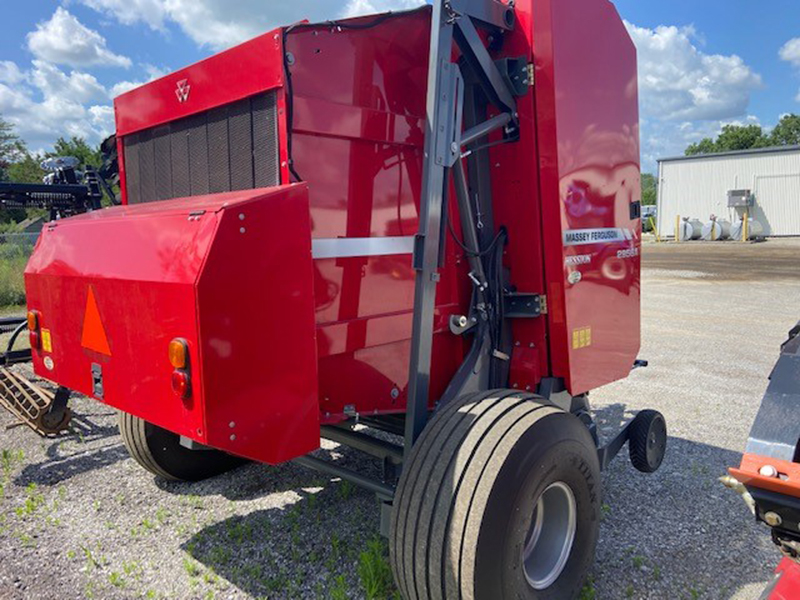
[81,286,111,356]
[572,327,592,350]
[41,329,52,353]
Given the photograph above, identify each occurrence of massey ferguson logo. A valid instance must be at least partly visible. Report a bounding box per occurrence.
[175,79,191,103]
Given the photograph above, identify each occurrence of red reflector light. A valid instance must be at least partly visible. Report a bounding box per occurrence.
[171,369,191,399]
[27,311,39,331]
[29,331,40,350]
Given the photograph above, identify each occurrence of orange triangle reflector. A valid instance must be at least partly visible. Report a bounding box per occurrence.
[81,286,111,356]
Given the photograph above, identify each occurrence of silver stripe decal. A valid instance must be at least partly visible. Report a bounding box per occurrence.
[312,236,415,259]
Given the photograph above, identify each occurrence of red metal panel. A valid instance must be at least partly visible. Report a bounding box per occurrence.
[25,198,219,441]
[197,184,319,464]
[286,11,471,419]
[530,0,642,394]
[25,186,319,463]
[114,30,285,136]
[768,558,800,600]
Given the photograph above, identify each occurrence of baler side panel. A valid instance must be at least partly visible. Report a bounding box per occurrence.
[197,184,320,464]
[532,0,642,394]
[286,11,469,420]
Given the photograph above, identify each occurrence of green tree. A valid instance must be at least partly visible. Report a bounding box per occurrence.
[48,136,102,169]
[0,116,26,181]
[685,124,770,156]
[769,113,800,146]
[715,124,769,151]
[641,172,657,206]
[685,137,717,156]
[7,153,45,184]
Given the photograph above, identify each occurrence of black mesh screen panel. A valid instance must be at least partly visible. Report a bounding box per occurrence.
[122,91,279,204]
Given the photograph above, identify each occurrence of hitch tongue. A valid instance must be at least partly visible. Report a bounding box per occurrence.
[720,475,756,515]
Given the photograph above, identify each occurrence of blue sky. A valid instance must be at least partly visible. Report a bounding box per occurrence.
[1,0,799,173]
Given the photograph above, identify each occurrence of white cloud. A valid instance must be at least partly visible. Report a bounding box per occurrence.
[79,0,168,30]
[27,7,131,69]
[623,21,763,171]
[626,21,762,122]
[29,61,107,105]
[110,64,169,97]
[780,38,800,67]
[79,0,425,50]
[779,38,800,102]
[0,62,25,85]
[0,59,115,151]
[343,0,426,17]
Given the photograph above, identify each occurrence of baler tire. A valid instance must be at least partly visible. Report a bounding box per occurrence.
[118,412,245,482]
[390,391,601,600]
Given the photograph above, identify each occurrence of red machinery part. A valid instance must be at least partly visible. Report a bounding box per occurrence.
[763,558,800,600]
[25,185,319,464]
[30,0,642,462]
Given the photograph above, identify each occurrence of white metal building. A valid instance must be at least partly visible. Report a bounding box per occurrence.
[656,145,800,238]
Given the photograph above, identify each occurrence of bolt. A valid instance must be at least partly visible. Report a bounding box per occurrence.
[515,341,521,347]
[529,343,535,348]
[765,511,783,527]
[457,315,468,327]
[240,227,246,234]
[451,142,459,153]
[239,213,245,221]
[230,434,237,441]
[391,387,400,400]
[759,465,778,478]
[229,421,235,429]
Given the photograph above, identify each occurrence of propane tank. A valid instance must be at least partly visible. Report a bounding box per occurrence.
[679,218,703,241]
[731,218,765,241]
[701,218,731,241]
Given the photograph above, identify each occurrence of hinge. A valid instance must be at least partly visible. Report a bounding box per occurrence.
[504,292,545,319]
[526,63,535,87]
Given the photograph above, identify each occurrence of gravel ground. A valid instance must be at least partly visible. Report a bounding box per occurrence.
[0,238,798,599]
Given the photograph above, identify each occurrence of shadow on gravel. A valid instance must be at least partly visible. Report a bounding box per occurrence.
[181,464,381,598]
[13,411,126,487]
[592,403,774,598]
[156,442,388,503]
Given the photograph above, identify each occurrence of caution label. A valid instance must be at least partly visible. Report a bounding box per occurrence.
[572,327,592,350]
[41,329,52,353]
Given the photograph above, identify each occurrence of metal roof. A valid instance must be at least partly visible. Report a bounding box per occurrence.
[658,144,800,164]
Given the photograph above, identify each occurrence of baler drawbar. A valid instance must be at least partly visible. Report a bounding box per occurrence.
[3,1,667,597]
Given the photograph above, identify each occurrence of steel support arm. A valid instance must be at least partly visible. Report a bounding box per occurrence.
[404,0,518,451]
[404,0,455,451]
[454,15,517,116]
[461,112,513,148]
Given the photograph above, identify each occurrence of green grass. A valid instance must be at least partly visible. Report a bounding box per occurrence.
[358,537,395,600]
[0,247,31,307]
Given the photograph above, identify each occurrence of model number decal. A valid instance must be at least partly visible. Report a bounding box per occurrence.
[564,228,633,246]
[616,247,640,259]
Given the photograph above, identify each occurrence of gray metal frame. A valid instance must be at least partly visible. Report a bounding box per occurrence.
[405,0,520,450]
